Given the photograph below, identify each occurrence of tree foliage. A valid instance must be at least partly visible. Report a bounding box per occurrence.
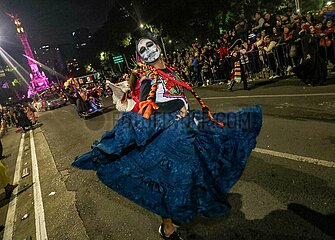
[85,0,323,71]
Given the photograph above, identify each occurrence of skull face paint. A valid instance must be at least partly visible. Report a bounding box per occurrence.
[137,38,161,63]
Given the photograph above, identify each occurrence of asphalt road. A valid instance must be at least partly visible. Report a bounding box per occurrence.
[1,77,335,240]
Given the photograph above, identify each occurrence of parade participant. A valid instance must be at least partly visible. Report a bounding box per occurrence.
[227,39,249,91]
[75,88,90,114]
[72,37,262,240]
[294,25,327,86]
[23,102,37,124]
[106,78,136,112]
[0,119,18,197]
[15,105,33,132]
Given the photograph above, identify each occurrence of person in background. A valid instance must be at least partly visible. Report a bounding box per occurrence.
[263,12,276,35]
[262,35,280,79]
[286,8,297,23]
[23,102,37,124]
[0,117,8,160]
[227,39,249,91]
[294,25,327,85]
[15,105,33,132]
[252,12,265,33]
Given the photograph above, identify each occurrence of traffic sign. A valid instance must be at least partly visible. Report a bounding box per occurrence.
[113,55,124,64]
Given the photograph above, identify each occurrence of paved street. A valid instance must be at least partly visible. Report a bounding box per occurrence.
[1,77,335,240]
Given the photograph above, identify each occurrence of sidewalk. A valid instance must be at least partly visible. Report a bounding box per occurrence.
[0,128,22,239]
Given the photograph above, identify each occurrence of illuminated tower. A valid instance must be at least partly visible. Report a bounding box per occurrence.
[6,13,49,96]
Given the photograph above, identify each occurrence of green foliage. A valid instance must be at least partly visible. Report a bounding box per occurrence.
[121,33,133,48]
[85,64,94,73]
[225,11,236,24]
[86,0,325,67]
[301,0,323,13]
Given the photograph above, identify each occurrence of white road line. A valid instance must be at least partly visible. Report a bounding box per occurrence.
[254,147,335,168]
[4,133,25,240]
[30,130,48,240]
[189,93,335,100]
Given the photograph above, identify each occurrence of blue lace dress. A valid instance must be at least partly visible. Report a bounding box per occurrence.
[72,105,262,223]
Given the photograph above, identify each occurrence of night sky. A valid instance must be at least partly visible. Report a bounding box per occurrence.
[0,0,114,51]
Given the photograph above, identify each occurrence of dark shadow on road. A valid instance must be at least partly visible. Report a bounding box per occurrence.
[0,183,33,208]
[0,194,10,208]
[288,203,335,239]
[178,193,334,240]
[248,79,281,90]
[248,76,335,90]
[16,183,33,196]
[175,155,335,240]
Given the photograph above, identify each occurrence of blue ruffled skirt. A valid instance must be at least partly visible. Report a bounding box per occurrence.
[72,106,262,223]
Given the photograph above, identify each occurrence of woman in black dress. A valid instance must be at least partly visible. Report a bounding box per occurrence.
[294,25,327,86]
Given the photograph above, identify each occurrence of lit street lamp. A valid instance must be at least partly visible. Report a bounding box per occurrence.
[295,0,300,14]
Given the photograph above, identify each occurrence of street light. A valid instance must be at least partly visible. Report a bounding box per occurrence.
[295,0,300,14]
[140,23,144,28]
[168,40,172,43]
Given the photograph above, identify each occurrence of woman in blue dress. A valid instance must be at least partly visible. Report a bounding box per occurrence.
[72,37,262,240]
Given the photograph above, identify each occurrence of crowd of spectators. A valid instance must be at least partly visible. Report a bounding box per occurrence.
[0,102,38,133]
[163,6,335,87]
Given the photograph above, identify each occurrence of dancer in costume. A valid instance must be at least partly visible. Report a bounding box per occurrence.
[227,39,249,91]
[73,37,262,240]
[106,79,137,112]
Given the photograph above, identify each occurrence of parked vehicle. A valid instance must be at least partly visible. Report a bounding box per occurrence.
[41,92,67,111]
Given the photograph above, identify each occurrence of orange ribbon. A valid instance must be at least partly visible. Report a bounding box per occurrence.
[139,100,159,119]
[134,64,225,128]
[207,110,225,128]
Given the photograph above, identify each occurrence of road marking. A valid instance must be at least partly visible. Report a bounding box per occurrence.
[4,133,25,240]
[254,147,335,168]
[30,130,48,240]
[189,93,335,100]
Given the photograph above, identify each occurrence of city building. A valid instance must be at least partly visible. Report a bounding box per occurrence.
[72,27,92,50]
[66,58,80,74]
[36,44,67,76]
[70,27,92,76]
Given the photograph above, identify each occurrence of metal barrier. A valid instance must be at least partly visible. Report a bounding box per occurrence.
[187,34,334,86]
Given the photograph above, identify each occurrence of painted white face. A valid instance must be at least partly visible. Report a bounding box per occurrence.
[137,38,161,63]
